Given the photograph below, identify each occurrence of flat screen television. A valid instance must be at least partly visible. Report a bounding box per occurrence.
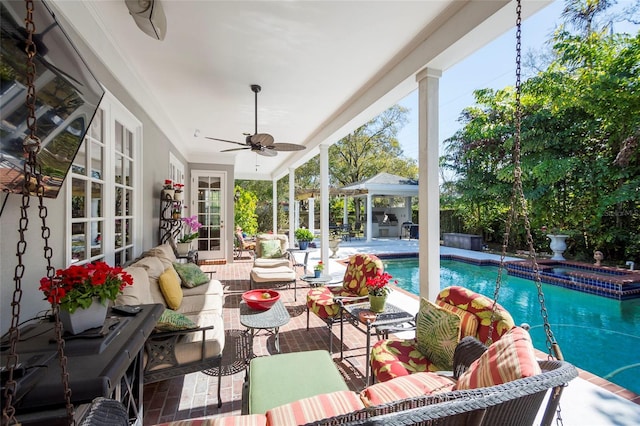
[0,0,104,198]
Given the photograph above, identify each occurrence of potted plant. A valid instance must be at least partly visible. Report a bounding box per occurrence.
[173,183,184,201]
[295,228,315,250]
[365,272,396,313]
[177,215,202,255]
[39,262,133,334]
[314,261,324,278]
[162,179,174,200]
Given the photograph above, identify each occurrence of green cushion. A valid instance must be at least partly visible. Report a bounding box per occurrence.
[416,298,461,370]
[249,350,348,414]
[173,262,210,288]
[155,309,197,331]
[260,240,282,259]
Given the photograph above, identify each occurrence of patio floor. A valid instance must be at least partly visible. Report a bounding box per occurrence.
[143,238,640,426]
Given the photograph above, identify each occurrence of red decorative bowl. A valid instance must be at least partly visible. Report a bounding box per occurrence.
[242,289,280,311]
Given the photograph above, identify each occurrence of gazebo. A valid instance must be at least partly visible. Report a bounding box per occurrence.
[338,173,419,241]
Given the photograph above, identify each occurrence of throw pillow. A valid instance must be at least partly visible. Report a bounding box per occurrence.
[415,298,461,370]
[155,309,197,332]
[456,326,541,390]
[265,390,364,425]
[260,240,282,259]
[436,302,480,339]
[158,267,183,310]
[360,372,455,406]
[172,262,210,288]
[116,266,153,305]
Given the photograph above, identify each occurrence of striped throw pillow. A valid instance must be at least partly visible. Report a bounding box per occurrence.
[456,326,541,390]
[360,372,455,406]
[265,391,364,426]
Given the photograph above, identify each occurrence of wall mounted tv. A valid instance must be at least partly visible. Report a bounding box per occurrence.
[0,0,104,198]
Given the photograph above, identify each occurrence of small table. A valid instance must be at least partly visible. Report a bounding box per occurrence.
[240,299,291,356]
[286,248,311,274]
[300,274,335,287]
[340,302,415,386]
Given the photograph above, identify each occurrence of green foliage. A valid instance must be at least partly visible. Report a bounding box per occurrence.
[441,1,639,262]
[294,228,315,242]
[234,186,259,235]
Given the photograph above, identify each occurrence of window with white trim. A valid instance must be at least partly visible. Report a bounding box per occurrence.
[67,92,141,266]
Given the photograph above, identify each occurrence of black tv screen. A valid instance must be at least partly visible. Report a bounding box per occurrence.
[1,0,104,198]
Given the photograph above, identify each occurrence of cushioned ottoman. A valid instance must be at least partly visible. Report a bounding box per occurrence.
[249,266,297,300]
[245,350,348,414]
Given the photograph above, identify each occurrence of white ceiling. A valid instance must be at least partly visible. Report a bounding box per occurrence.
[50,0,550,181]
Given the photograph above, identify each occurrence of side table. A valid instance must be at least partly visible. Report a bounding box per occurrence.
[286,248,311,274]
[300,274,336,288]
[340,302,415,386]
[240,299,291,357]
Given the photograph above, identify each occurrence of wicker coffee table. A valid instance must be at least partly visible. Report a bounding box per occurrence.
[240,299,291,356]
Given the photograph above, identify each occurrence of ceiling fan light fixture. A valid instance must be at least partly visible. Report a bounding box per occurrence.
[125,0,167,41]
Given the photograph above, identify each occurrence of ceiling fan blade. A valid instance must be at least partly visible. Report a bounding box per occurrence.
[206,136,247,147]
[271,143,306,152]
[250,133,275,146]
[221,147,250,153]
[257,147,278,157]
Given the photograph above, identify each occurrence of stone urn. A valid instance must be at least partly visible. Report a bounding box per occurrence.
[547,234,569,260]
[329,238,341,258]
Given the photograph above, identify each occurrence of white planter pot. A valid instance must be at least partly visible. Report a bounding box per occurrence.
[329,239,341,258]
[173,191,183,201]
[547,234,569,260]
[162,189,175,200]
[59,299,108,335]
[176,242,192,256]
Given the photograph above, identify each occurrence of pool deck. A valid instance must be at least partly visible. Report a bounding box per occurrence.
[300,237,640,424]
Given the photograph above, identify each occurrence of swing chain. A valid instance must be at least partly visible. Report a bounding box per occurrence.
[2,1,74,424]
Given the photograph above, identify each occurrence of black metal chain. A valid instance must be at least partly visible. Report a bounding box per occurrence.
[2,1,74,424]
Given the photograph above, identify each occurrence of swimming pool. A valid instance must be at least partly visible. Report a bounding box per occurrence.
[383,258,640,395]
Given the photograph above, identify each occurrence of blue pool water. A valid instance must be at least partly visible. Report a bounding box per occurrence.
[383,258,640,395]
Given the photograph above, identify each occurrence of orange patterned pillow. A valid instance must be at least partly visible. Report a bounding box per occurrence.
[456,326,540,390]
[360,372,455,406]
[436,301,480,338]
[265,390,364,425]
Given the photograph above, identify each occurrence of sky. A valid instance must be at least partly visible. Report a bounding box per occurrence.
[396,0,639,163]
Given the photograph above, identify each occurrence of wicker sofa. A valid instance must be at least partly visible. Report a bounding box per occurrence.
[117,243,225,407]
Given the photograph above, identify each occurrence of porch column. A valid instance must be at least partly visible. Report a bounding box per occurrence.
[289,167,296,245]
[272,179,278,234]
[417,67,442,302]
[343,195,348,224]
[365,193,372,242]
[308,197,315,235]
[319,144,330,269]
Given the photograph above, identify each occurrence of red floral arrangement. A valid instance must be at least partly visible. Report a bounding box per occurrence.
[365,272,396,296]
[39,261,133,313]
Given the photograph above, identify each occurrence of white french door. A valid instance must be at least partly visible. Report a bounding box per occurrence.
[191,170,226,260]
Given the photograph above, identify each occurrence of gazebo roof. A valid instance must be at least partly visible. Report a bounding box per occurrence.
[338,172,418,197]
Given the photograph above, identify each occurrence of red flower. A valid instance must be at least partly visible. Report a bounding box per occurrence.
[40,261,133,313]
[365,272,396,296]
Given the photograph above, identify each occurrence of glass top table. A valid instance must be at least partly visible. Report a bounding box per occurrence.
[240,299,291,356]
[340,301,415,386]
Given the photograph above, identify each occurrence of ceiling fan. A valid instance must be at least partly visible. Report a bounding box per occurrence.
[206,84,306,157]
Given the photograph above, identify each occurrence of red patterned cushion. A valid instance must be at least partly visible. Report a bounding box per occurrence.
[342,254,384,296]
[436,301,480,338]
[456,326,541,390]
[360,372,455,406]
[370,339,439,383]
[436,286,515,344]
[265,390,364,425]
[156,416,267,426]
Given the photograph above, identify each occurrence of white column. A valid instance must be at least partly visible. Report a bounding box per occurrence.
[308,198,315,235]
[272,179,278,234]
[319,144,330,269]
[343,195,348,225]
[289,167,296,246]
[365,193,372,242]
[417,67,442,302]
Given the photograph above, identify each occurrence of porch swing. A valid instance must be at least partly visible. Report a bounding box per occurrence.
[1,1,128,425]
[310,0,579,424]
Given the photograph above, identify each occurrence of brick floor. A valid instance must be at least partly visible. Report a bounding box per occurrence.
[143,257,375,425]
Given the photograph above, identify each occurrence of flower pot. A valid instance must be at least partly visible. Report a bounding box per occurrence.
[329,239,340,258]
[314,269,321,278]
[173,190,183,201]
[299,241,309,250]
[547,234,569,260]
[162,189,175,200]
[59,299,108,335]
[369,294,387,313]
[176,242,192,256]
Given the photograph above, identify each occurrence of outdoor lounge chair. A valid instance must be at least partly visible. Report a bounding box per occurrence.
[253,233,292,268]
[306,253,384,351]
[234,230,256,260]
